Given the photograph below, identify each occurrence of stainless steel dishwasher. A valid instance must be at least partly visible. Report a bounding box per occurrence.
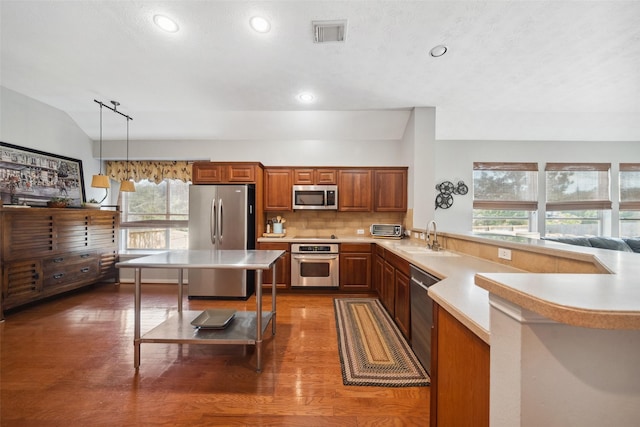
[410,264,440,375]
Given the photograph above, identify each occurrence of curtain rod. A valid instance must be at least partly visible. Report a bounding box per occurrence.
[94,99,133,121]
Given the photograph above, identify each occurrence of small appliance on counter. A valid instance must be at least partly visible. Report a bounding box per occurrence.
[370,223,404,239]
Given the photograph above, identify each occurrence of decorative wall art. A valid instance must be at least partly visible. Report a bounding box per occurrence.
[435,180,468,209]
[0,142,86,207]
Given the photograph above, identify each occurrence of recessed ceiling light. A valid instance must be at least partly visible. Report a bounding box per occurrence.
[250,16,271,33]
[153,14,179,33]
[297,92,316,103]
[429,45,448,58]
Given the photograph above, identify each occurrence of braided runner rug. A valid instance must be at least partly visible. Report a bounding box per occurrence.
[334,298,430,387]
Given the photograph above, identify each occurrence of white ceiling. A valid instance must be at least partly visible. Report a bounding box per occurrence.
[1,0,639,141]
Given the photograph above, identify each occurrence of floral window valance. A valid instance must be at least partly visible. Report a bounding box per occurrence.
[106,161,192,184]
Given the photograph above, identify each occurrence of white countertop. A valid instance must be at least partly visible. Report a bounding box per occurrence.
[372,239,522,344]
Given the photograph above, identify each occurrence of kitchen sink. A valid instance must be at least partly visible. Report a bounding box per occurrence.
[395,246,461,257]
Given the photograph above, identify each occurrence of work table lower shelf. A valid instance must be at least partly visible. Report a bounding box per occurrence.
[141,311,274,345]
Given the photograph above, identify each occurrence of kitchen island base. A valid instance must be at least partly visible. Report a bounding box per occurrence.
[117,249,283,373]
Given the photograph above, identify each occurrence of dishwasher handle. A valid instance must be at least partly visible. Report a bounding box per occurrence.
[411,276,431,292]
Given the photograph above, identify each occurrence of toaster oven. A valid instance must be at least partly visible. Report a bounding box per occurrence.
[370,224,404,239]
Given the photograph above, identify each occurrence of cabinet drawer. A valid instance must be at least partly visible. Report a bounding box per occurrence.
[42,251,97,270]
[340,243,372,253]
[43,260,99,287]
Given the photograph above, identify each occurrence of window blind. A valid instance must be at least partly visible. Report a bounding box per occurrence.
[545,163,611,211]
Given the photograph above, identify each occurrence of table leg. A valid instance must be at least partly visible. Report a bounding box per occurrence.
[272,261,277,335]
[134,267,141,369]
[255,269,263,372]
[177,268,183,312]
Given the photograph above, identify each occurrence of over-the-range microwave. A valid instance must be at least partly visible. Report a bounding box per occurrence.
[292,185,338,210]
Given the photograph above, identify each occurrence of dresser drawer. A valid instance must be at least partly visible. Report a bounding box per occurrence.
[43,251,99,288]
[42,251,97,270]
[43,260,99,287]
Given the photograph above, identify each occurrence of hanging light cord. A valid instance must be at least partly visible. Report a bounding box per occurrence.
[126,116,130,179]
[99,104,103,174]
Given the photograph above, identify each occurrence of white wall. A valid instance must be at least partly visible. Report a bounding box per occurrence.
[99,138,407,166]
[0,86,105,202]
[401,107,437,231]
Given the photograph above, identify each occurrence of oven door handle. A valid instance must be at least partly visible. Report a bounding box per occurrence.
[292,254,339,261]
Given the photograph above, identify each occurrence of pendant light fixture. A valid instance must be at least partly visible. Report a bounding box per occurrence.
[92,99,135,200]
[91,102,110,202]
[120,112,135,192]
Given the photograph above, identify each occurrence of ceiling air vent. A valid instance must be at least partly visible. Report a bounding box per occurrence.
[313,20,347,43]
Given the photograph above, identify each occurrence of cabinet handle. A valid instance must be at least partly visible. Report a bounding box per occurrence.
[53,273,64,279]
[80,267,90,273]
[53,257,64,263]
[80,253,91,258]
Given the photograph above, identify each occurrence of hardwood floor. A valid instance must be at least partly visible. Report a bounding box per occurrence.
[1,283,430,426]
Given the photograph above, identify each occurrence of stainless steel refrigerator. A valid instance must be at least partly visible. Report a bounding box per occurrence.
[188,184,255,299]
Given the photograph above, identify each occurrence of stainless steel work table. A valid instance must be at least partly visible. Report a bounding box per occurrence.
[116,249,284,372]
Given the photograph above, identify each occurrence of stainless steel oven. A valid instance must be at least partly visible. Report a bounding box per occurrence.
[291,243,339,288]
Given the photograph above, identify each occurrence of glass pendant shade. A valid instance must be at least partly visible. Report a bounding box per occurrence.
[120,180,135,192]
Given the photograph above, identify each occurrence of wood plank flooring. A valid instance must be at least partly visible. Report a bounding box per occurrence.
[1,283,430,426]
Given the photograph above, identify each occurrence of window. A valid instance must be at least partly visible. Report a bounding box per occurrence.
[619,163,640,237]
[473,162,538,235]
[545,163,611,237]
[119,179,190,250]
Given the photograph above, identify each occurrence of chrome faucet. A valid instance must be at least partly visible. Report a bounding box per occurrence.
[426,220,441,251]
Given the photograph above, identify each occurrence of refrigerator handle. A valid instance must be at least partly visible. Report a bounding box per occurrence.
[211,197,217,245]
[218,198,224,245]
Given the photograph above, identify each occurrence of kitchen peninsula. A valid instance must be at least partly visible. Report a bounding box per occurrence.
[399,232,640,427]
[260,232,640,426]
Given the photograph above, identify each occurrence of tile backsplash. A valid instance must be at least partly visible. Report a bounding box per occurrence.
[265,210,407,238]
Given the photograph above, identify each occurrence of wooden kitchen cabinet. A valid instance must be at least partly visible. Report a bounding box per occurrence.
[430,302,490,427]
[293,168,337,185]
[338,169,372,211]
[256,242,290,289]
[382,260,395,314]
[374,168,408,212]
[339,243,372,291]
[192,161,262,184]
[264,168,293,211]
[393,266,411,339]
[1,208,119,318]
[376,248,411,339]
[373,245,385,297]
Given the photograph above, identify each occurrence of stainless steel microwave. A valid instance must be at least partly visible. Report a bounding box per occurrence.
[292,185,338,210]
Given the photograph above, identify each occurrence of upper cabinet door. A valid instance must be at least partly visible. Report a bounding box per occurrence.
[227,164,256,182]
[192,162,223,184]
[338,169,372,212]
[293,169,314,185]
[192,162,260,184]
[315,169,337,185]
[264,168,293,211]
[293,168,337,185]
[374,168,408,212]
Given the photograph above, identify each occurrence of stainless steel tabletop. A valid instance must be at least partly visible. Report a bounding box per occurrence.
[116,249,284,270]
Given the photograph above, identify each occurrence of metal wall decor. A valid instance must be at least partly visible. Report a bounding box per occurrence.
[435,180,468,209]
